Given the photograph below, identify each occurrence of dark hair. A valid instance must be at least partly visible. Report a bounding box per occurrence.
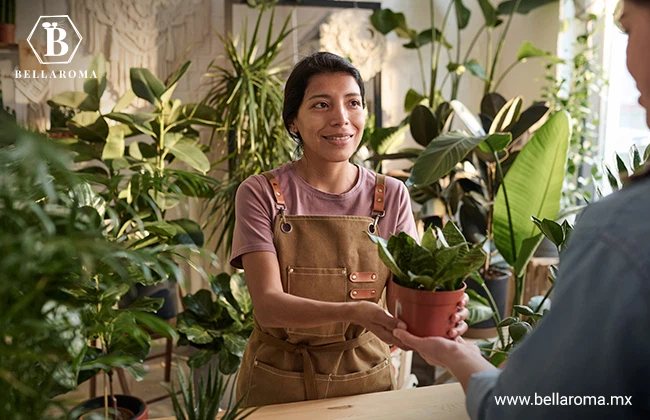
[282,52,365,148]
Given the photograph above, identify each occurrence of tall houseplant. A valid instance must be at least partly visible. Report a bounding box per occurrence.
[0,121,177,419]
[204,6,295,256]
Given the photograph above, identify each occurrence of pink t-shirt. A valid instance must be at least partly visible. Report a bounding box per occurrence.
[229,162,418,269]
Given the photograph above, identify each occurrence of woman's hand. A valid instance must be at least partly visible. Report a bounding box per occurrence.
[351,301,411,349]
[448,292,470,339]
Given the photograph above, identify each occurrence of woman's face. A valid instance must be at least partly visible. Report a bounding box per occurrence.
[621,0,650,127]
[290,72,365,164]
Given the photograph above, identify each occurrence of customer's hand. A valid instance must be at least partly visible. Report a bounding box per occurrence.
[352,301,411,349]
[448,292,470,339]
[392,328,481,368]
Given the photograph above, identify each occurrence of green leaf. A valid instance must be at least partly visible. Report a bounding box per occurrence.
[223,333,248,358]
[407,272,435,290]
[493,112,570,266]
[512,234,543,277]
[165,61,191,89]
[441,221,468,252]
[80,355,139,371]
[112,90,136,112]
[370,9,409,36]
[410,105,438,147]
[130,68,166,105]
[509,321,533,342]
[48,91,99,112]
[435,246,487,288]
[465,59,487,81]
[421,226,438,254]
[124,296,164,313]
[126,363,148,382]
[489,96,523,134]
[148,189,180,211]
[450,100,486,136]
[367,233,409,283]
[404,89,426,113]
[131,311,178,340]
[218,295,242,323]
[178,316,214,344]
[497,316,519,328]
[480,93,507,119]
[102,127,125,160]
[616,153,629,179]
[513,305,535,316]
[183,289,217,319]
[168,138,211,174]
[104,112,156,137]
[505,104,549,141]
[643,144,650,163]
[516,40,560,63]
[230,273,252,314]
[478,132,512,153]
[219,346,241,375]
[528,295,551,312]
[532,217,563,247]
[603,163,620,191]
[169,219,204,246]
[164,132,184,149]
[67,111,109,142]
[478,0,499,27]
[631,144,642,171]
[497,0,558,15]
[177,104,219,126]
[408,131,487,187]
[454,0,471,29]
[466,291,494,326]
[370,123,408,155]
[187,349,215,369]
[84,53,107,102]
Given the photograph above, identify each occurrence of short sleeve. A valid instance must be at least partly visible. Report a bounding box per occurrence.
[229,175,277,269]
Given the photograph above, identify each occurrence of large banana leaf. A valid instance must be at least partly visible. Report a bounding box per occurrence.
[493,111,570,266]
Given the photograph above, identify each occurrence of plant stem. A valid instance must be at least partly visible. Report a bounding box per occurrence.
[416,48,427,97]
[109,372,118,416]
[492,150,517,263]
[158,117,165,174]
[429,0,436,107]
[104,372,109,419]
[534,282,555,313]
[486,0,522,95]
[482,281,505,348]
[493,59,520,92]
[431,2,454,107]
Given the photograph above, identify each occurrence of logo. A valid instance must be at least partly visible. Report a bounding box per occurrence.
[27,15,82,65]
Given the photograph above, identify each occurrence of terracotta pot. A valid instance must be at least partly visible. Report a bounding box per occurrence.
[388,279,466,337]
[0,24,16,45]
[72,395,148,420]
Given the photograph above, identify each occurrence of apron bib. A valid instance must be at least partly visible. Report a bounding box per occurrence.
[236,171,395,407]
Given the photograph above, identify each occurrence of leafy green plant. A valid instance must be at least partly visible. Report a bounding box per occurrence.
[177,272,254,375]
[368,221,487,293]
[0,122,177,419]
[481,216,571,366]
[367,0,558,155]
[165,366,256,420]
[204,7,295,256]
[600,144,650,194]
[542,13,607,207]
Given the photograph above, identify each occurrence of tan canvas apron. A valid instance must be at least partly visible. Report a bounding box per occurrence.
[235,171,396,407]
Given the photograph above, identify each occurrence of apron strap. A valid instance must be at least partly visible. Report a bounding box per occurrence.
[372,174,386,216]
[253,328,375,400]
[262,172,286,210]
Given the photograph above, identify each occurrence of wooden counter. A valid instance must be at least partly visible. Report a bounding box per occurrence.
[156,382,469,420]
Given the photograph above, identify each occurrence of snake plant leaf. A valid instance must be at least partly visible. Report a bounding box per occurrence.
[408,131,487,187]
[631,144,642,171]
[493,111,570,266]
[644,144,650,162]
[367,233,409,283]
[441,220,468,254]
[410,105,438,147]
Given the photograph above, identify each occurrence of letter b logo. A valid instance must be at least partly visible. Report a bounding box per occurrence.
[43,22,68,57]
[27,16,82,65]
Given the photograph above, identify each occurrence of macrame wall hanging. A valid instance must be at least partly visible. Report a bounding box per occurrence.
[319,8,386,82]
[71,0,211,94]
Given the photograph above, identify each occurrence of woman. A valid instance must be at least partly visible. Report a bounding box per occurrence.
[393,1,650,418]
[230,52,469,407]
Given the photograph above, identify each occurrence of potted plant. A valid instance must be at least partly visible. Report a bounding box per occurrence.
[165,365,257,420]
[368,221,489,337]
[0,0,15,45]
[176,272,254,409]
[0,121,178,419]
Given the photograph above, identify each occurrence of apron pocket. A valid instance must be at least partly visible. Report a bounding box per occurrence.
[286,266,347,338]
[246,359,327,406]
[325,357,393,399]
